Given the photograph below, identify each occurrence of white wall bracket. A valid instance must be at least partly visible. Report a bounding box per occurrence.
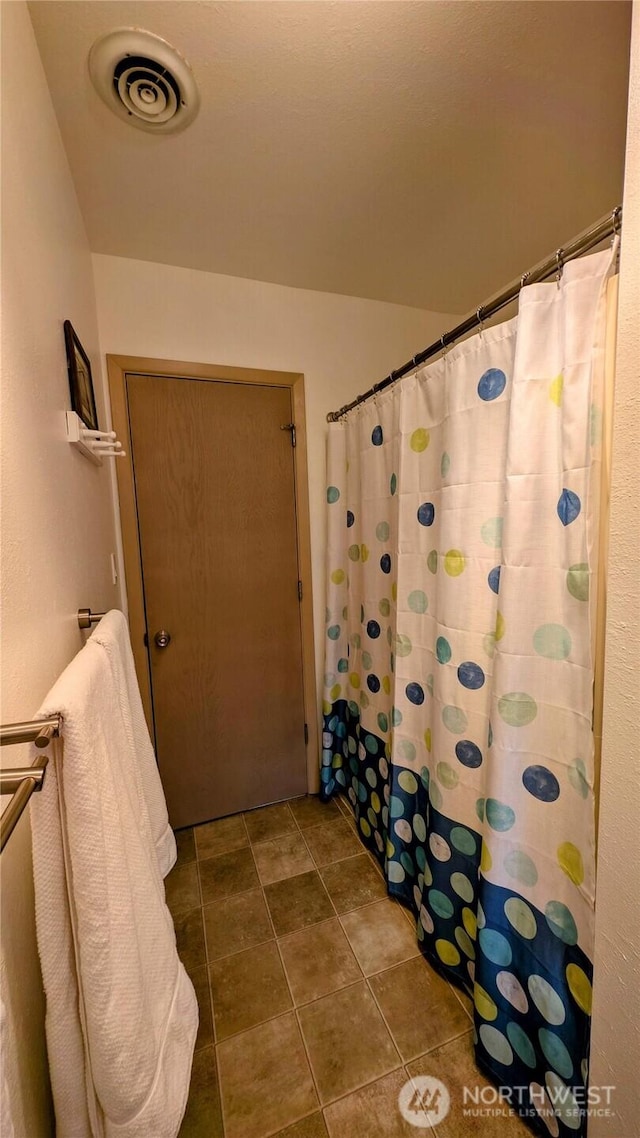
[65,411,126,465]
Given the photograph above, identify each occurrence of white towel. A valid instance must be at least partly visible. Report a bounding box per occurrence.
[31,611,197,1138]
[89,611,176,877]
[0,993,15,1138]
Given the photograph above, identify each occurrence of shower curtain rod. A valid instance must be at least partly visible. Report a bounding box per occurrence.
[326,206,622,423]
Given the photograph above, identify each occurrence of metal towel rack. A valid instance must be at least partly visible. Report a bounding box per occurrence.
[77,608,106,629]
[0,716,61,852]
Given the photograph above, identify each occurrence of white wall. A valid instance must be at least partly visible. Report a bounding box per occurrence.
[0,4,120,1133]
[590,7,640,1136]
[91,254,455,738]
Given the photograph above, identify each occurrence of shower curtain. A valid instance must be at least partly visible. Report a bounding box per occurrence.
[321,247,616,1138]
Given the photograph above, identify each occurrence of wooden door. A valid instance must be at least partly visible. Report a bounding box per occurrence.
[126,373,308,828]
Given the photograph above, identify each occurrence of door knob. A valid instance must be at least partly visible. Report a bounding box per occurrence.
[154,629,172,649]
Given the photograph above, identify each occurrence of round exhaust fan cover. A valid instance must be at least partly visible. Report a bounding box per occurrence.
[89,28,199,133]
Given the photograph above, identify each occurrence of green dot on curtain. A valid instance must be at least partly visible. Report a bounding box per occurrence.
[337,657,348,673]
[413,814,427,842]
[376,521,390,542]
[426,674,434,695]
[377,712,388,733]
[483,632,496,658]
[410,427,430,452]
[428,889,454,919]
[397,769,418,794]
[475,798,485,823]
[506,1023,537,1068]
[442,705,467,734]
[450,826,476,856]
[566,563,589,602]
[568,758,589,798]
[350,633,361,648]
[504,849,538,886]
[408,589,428,613]
[419,766,430,789]
[498,692,537,727]
[545,901,578,945]
[504,897,537,939]
[539,1030,573,1079]
[348,543,360,561]
[379,598,391,617]
[427,550,438,574]
[361,650,372,670]
[455,927,475,959]
[441,452,451,477]
[481,517,503,547]
[436,636,451,663]
[428,780,443,810]
[437,762,458,789]
[327,486,340,503]
[392,706,403,726]
[327,625,340,640]
[398,739,416,762]
[485,798,516,832]
[533,624,572,660]
[451,872,474,903]
[390,473,397,495]
[528,976,566,1026]
[395,633,412,657]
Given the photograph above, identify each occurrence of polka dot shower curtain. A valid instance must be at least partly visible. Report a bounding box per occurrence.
[321,246,616,1138]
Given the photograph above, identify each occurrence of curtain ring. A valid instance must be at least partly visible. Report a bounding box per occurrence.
[520,270,530,290]
[440,333,448,357]
[555,248,564,288]
[612,206,621,236]
[476,306,484,337]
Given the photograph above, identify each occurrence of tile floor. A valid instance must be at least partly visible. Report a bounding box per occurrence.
[168,794,533,1138]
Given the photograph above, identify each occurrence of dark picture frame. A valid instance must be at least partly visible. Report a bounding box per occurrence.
[63,320,99,431]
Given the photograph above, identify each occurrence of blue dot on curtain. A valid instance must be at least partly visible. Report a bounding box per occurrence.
[406,682,425,705]
[327,625,340,640]
[557,489,581,525]
[455,740,483,768]
[488,566,501,594]
[367,620,381,639]
[380,554,392,574]
[417,502,435,526]
[477,368,507,401]
[347,510,355,528]
[458,661,485,689]
[522,765,560,802]
[337,657,348,672]
[367,673,380,693]
[372,425,384,446]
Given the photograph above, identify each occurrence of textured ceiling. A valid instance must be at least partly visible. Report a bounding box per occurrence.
[28,0,632,313]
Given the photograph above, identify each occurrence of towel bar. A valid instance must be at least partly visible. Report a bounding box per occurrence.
[78,608,106,629]
[0,717,60,852]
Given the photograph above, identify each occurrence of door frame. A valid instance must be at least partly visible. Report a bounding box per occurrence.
[106,354,319,795]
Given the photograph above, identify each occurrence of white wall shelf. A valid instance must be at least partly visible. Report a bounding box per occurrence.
[65,411,125,465]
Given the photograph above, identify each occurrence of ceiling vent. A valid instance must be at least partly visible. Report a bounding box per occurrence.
[89,28,199,134]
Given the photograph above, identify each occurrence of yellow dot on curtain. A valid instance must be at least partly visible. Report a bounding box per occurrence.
[566,964,592,1015]
[436,940,461,966]
[495,612,506,641]
[386,839,395,859]
[330,684,341,701]
[371,791,381,813]
[463,907,477,940]
[445,550,465,577]
[322,700,332,715]
[474,984,498,1021]
[424,728,432,752]
[410,427,430,452]
[330,568,345,585]
[481,841,492,874]
[349,672,361,689]
[391,582,398,602]
[382,675,391,695]
[557,841,584,885]
[361,544,370,562]
[549,374,564,406]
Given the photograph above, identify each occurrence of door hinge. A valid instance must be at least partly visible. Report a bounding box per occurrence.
[304,723,309,745]
[297,579,303,602]
[143,632,149,647]
[281,422,296,448]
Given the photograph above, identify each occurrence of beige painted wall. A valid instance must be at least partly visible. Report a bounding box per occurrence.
[91,253,456,758]
[0,4,120,1132]
[590,6,640,1136]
